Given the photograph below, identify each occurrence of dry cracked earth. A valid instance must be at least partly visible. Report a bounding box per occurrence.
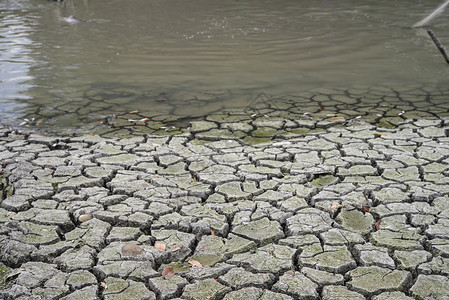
[1,114,449,300]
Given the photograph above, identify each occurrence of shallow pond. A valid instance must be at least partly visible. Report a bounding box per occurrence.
[1,0,449,134]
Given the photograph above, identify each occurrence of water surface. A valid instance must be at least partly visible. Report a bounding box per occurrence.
[1,0,449,133]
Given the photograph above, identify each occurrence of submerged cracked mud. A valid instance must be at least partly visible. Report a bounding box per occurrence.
[1,112,449,299]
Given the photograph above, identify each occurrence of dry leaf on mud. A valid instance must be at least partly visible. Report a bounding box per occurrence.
[129,110,139,114]
[210,229,215,236]
[188,259,203,268]
[362,205,371,213]
[373,132,388,136]
[121,244,144,256]
[375,220,381,231]
[139,118,151,123]
[162,266,175,279]
[171,246,181,252]
[330,203,344,210]
[5,268,25,281]
[155,242,166,251]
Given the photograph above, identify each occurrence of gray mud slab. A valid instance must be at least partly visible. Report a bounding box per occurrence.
[2,113,449,299]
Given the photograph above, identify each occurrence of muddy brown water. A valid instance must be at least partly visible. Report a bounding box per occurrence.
[1,0,449,133]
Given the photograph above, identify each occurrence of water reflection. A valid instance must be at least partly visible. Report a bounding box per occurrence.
[0,6,36,120]
[0,0,448,133]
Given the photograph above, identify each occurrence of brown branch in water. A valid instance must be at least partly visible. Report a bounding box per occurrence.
[427,30,449,64]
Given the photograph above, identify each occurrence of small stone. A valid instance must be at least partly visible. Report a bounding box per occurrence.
[121,244,144,257]
[79,214,92,223]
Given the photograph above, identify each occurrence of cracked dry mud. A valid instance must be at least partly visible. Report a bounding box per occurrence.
[2,112,449,299]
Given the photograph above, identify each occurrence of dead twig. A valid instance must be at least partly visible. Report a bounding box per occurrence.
[427,30,449,64]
